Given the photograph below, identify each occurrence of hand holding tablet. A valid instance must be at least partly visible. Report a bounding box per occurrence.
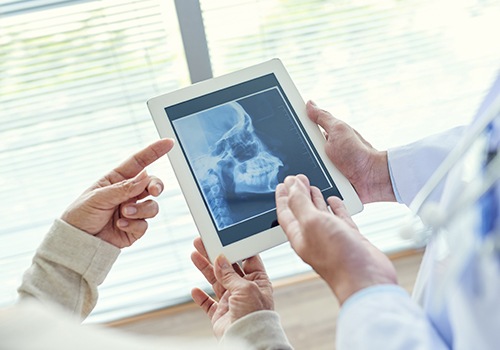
[148,59,363,263]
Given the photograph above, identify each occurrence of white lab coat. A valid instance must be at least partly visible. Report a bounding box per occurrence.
[337,77,500,349]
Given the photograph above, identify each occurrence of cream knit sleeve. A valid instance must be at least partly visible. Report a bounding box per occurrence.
[17,218,120,319]
[221,310,294,349]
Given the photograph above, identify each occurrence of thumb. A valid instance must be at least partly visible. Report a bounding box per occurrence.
[306,100,336,132]
[214,254,243,292]
[95,170,150,208]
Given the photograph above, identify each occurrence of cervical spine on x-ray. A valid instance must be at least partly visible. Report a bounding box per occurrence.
[196,102,283,229]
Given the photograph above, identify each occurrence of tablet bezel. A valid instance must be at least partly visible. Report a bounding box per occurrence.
[148,59,363,263]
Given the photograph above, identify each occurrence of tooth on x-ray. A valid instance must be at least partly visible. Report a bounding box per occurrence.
[195,101,283,229]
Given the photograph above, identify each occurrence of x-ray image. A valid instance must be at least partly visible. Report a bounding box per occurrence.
[171,84,338,242]
[173,96,284,230]
[164,73,342,245]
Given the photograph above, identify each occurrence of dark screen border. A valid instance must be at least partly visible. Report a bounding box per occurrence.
[165,73,342,246]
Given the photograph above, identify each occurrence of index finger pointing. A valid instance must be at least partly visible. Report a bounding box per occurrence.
[113,138,174,180]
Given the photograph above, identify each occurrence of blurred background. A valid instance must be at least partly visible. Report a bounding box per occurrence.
[1,0,499,325]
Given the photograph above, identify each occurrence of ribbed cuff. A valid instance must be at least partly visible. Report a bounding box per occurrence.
[37,219,120,286]
[222,310,293,350]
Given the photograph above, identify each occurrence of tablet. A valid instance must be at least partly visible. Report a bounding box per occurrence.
[148,59,363,263]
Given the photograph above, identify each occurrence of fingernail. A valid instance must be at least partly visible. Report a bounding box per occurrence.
[155,183,163,194]
[284,176,296,187]
[123,206,137,215]
[117,219,129,227]
[217,255,230,270]
[309,100,317,107]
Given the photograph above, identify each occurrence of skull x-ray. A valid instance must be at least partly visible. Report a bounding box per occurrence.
[169,80,340,245]
[174,98,284,230]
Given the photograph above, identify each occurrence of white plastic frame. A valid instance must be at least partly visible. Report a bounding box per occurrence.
[148,59,363,263]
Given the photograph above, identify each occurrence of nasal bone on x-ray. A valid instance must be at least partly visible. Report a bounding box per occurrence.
[190,101,283,229]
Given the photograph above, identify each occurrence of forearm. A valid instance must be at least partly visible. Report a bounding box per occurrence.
[17,219,120,319]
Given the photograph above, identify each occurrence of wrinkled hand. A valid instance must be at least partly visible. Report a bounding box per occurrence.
[61,139,174,248]
[307,100,395,203]
[276,174,397,305]
[191,238,274,339]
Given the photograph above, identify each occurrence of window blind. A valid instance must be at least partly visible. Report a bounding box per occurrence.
[0,0,196,323]
[1,0,499,324]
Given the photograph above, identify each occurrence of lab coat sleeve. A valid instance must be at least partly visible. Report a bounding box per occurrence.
[336,285,449,350]
[17,218,120,319]
[387,126,465,207]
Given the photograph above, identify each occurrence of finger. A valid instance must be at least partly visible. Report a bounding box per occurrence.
[194,237,209,260]
[191,250,217,286]
[275,183,289,216]
[310,185,328,212]
[275,182,292,224]
[95,170,152,208]
[291,175,325,211]
[147,176,164,197]
[110,138,174,182]
[241,255,266,275]
[191,249,227,298]
[327,196,358,228]
[295,174,310,187]
[191,287,218,319]
[193,236,244,279]
[136,176,164,200]
[306,100,339,132]
[116,218,148,240]
[327,196,349,217]
[121,199,159,219]
[214,254,247,292]
[275,182,303,242]
[284,176,319,223]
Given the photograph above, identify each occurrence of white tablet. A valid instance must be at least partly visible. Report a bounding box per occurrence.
[148,59,363,263]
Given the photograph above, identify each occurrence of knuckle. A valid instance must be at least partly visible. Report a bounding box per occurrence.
[131,219,148,233]
[120,180,137,196]
[87,190,102,202]
[240,282,259,295]
[214,283,225,297]
[330,120,349,134]
[301,215,318,230]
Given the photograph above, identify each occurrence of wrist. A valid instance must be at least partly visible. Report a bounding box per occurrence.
[365,151,396,203]
[319,247,398,305]
[60,211,84,233]
[331,276,398,306]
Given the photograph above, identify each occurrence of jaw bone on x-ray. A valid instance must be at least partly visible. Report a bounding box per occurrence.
[175,101,283,230]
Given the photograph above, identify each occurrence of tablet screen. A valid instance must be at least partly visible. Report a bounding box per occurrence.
[166,73,342,246]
